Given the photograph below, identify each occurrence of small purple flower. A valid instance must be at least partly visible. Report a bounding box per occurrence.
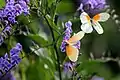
[63,33,71,40]
[10,43,22,56]
[14,4,23,16]
[5,0,15,5]
[10,48,20,56]
[4,4,16,16]
[65,21,72,28]
[63,62,76,72]
[0,57,12,73]
[11,56,21,65]
[78,0,107,16]
[65,21,72,33]
[3,26,12,34]
[18,0,30,15]
[60,42,66,52]
[16,43,22,50]
[0,10,5,19]
[1,72,16,80]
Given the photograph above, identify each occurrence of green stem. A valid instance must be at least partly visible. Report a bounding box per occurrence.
[44,15,62,80]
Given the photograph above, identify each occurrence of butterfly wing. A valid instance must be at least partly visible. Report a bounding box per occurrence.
[66,45,79,62]
[93,13,110,22]
[80,12,91,23]
[68,31,85,44]
[81,23,93,33]
[92,13,110,34]
[80,12,93,33]
[92,20,103,34]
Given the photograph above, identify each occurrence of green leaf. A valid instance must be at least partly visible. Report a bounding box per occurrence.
[0,0,5,8]
[56,0,75,14]
[27,34,48,46]
[48,0,56,7]
[45,14,61,34]
[77,60,112,80]
[26,57,55,80]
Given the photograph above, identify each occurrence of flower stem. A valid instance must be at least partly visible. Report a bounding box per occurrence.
[44,15,62,80]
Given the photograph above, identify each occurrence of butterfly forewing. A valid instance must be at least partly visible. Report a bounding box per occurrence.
[66,45,79,62]
[80,12,93,33]
[68,31,85,44]
[80,12,91,24]
[93,13,110,22]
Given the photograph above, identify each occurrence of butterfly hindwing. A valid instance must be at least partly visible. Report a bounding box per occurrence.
[66,45,79,62]
[92,20,104,34]
[81,22,93,33]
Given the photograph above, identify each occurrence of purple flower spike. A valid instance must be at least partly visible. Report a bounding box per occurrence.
[0,0,30,46]
[78,0,107,16]
[60,21,73,52]
[0,43,22,77]
[10,43,22,65]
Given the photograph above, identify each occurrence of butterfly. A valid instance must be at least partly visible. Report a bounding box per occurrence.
[65,31,85,62]
[80,12,110,34]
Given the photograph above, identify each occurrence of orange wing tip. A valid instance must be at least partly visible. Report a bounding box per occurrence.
[93,14,100,21]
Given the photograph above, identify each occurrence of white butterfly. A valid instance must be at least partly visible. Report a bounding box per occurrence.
[80,12,110,34]
[65,31,85,62]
